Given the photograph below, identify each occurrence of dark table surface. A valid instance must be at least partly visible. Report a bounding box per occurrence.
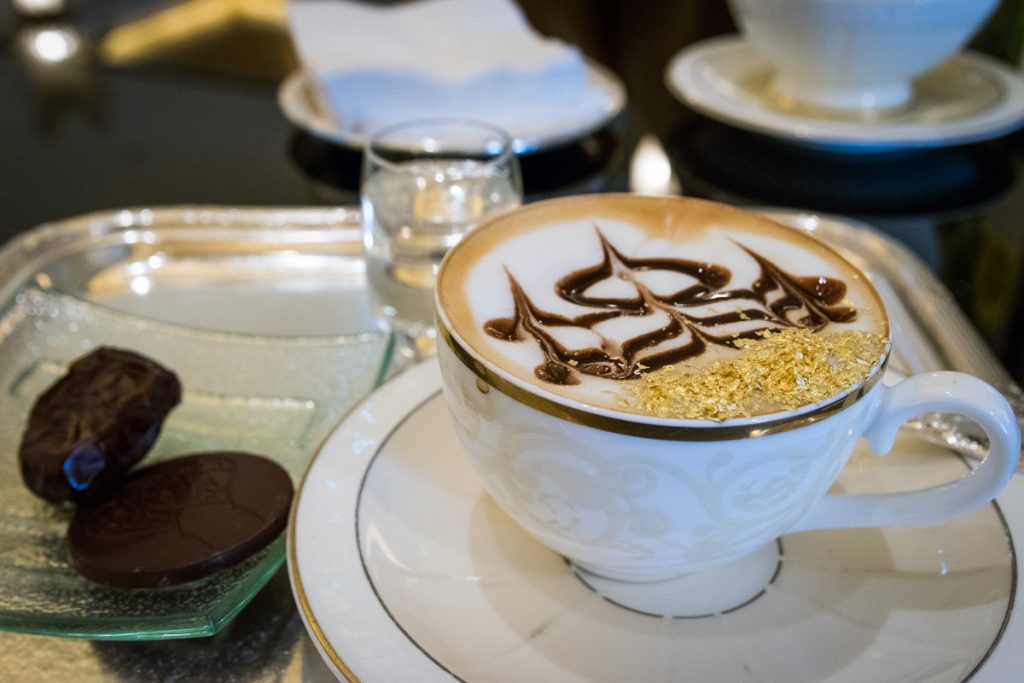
[3,0,1022,388]
[1,0,1024,680]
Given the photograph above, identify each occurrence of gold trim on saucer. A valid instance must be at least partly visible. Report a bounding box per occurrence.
[438,322,889,441]
[288,456,361,682]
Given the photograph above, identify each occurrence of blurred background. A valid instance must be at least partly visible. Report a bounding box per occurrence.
[1,0,1022,382]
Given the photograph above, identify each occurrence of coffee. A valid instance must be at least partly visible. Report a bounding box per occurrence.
[436,195,888,418]
[435,194,1017,583]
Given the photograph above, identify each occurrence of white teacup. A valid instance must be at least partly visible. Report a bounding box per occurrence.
[727,0,999,111]
[435,195,1020,582]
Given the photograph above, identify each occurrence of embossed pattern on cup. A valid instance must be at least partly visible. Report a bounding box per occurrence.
[439,342,873,581]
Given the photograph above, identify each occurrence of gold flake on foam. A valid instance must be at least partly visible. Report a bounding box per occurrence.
[627,329,887,421]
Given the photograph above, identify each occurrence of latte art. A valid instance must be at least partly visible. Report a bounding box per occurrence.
[436,195,889,416]
[482,228,858,386]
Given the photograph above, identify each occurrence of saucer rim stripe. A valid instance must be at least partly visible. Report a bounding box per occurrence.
[353,390,467,682]
[961,477,1019,682]
[288,426,362,682]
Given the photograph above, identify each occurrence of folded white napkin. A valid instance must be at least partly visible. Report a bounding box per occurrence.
[287,0,608,140]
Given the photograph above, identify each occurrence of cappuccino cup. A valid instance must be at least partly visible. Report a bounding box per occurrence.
[727,0,999,111]
[435,194,1020,582]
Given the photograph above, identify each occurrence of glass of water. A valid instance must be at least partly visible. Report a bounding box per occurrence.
[361,119,522,354]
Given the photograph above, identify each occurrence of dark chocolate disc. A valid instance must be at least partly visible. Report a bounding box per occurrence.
[67,452,293,588]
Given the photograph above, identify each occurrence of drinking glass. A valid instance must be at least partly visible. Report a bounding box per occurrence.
[361,119,522,356]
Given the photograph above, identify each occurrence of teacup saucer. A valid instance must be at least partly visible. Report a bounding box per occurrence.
[289,360,1023,682]
[665,36,1024,152]
[277,61,626,155]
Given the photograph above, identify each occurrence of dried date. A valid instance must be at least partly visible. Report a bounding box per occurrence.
[18,347,182,502]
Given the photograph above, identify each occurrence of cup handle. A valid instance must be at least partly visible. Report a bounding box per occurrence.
[790,372,1021,532]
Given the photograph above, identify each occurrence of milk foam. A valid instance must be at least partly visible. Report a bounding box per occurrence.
[437,196,888,414]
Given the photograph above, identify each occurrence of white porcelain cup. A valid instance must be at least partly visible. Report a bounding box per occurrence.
[727,0,999,111]
[434,196,1021,583]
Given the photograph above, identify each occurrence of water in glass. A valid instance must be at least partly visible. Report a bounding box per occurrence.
[362,158,520,340]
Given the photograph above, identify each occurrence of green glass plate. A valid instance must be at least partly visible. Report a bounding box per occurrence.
[0,288,393,639]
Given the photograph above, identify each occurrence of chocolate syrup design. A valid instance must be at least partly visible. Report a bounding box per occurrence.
[484,228,856,385]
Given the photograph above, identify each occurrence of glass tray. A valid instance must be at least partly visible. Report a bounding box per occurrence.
[0,207,395,640]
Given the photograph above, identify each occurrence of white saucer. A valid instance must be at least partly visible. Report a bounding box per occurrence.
[277,62,626,155]
[289,360,1022,682]
[665,36,1024,152]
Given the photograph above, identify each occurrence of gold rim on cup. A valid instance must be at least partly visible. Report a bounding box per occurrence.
[438,319,890,441]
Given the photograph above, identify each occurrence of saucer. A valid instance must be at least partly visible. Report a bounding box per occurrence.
[665,36,1024,152]
[289,360,1022,682]
[277,61,626,155]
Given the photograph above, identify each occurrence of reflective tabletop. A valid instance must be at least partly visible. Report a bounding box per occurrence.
[1,0,1023,680]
